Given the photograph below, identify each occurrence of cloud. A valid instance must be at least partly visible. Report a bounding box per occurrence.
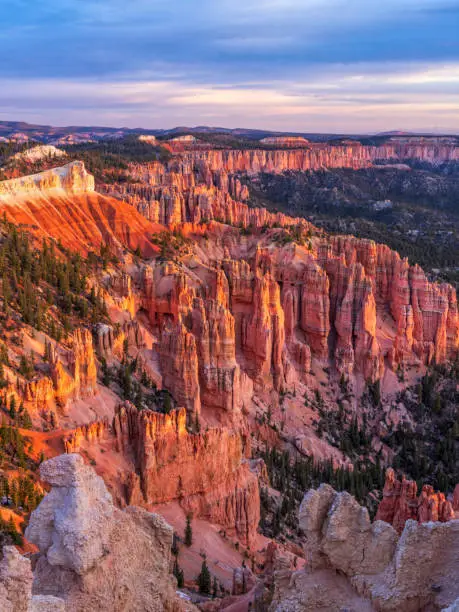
[1,0,458,130]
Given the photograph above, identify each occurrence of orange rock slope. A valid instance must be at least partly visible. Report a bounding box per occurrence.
[0,163,162,256]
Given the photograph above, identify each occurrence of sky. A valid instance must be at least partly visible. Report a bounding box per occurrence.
[1,0,459,133]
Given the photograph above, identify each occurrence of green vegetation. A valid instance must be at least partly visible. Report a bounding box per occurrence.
[0,136,173,183]
[258,444,385,540]
[383,362,459,492]
[151,230,189,261]
[0,472,43,512]
[0,218,108,341]
[184,515,193,547]
[0,514,23,547]
[103,352,174,414]
[197,559,211,595]
[173,558,185,588]
[249,165,459,281]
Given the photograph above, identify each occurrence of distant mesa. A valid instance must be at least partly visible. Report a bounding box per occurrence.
[138,134,157,145]
[388,135,458,145]
[8,132,31,143]
[49,134,96,146]
[260,136,310,147]
[11,145,67,164]
[170,134,197,143]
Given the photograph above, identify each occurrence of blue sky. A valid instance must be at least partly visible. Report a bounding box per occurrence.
[1,0,459,132]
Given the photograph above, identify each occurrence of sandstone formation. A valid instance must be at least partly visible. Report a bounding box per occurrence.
[0,163,161,256]
[2,157,457,416]
[63,418,108,453]
[50,328,98,407]
[94,320,144,358]
[113,403,260,545]
[14,328,99,416]
[98,150,459,402]
[0,161,94,198]
[25,453,194,611]
[0,546,34,612]
[376,468,456,532]
[270,483,459,611]
[23,377,55,413]
[260,136,310,147]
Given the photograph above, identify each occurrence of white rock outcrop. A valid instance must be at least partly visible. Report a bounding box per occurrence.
[24,453,195,611]
[0,161,94,199]
[0,546,64,612]
[11,145,66,164]
[271,484,459,611]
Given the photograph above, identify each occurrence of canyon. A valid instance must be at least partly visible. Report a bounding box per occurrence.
[0,136,457,610]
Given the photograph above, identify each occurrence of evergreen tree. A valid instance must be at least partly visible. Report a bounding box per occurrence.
[197,560,211,594]
[184,515,193,547]
[173,559,184,588]
[163,392,172,415]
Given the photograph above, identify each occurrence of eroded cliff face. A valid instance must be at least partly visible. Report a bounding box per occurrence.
[133,227,458,424]
[0,155,458,594]
[101,159,313,230]
[63,418,108,453]
[112,404,260,545]
[270,483,459,611]
[326,236,459,368]
[0,161,94,198]
[14,328,98,417]
[0,162,161,255]
[185,143,459,175]
[376,468,456,532]
[50,328,98,408]
[96,148,459,410]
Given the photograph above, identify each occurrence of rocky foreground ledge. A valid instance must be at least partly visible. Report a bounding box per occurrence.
[1,455,458,611]
[270,483,459,611]
[0,454,196,612]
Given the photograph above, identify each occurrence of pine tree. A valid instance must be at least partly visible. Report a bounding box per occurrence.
[21,410,32,430]
[433,394,442,414]
[9,396,16,420]
[173,559,184,588]
[171,532,179,557]
[101,358,110,387]
[163,392,172,415]
[194,411,201,433]
[197,560,211,594]
[184,515,193,547]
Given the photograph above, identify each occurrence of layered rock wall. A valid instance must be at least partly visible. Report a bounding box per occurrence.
[50,328,97,407]
[112,403,260,544]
